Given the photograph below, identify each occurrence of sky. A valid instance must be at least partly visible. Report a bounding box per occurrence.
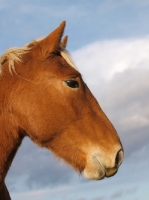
[0,0,149,200]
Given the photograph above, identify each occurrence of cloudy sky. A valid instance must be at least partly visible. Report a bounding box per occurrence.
[0,0,149,200]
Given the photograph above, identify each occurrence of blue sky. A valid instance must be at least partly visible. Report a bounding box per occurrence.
[1,0,149,51]
[0,0,149,200]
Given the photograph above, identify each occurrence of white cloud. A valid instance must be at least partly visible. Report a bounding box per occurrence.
[73,36,149,84]
[120,110,149,129]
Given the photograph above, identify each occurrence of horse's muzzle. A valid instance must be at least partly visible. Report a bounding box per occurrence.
[84,148,124,180]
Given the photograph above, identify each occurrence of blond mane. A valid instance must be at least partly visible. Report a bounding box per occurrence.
[0,38,77,76]
[0,46,29,76]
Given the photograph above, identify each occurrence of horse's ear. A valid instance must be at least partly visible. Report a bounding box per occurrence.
[40,21,66,57]
[60,36,68,48]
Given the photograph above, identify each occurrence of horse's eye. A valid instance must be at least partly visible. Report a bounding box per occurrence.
[65,80,79,88]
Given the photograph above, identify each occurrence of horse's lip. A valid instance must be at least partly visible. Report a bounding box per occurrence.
[93,155,106,178]
[93,155,104,170]
[93,155,118,178]
[84,154,118,180]
[105,168,118,178]
[83,154,106,180]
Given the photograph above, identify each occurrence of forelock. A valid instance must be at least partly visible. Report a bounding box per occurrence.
[0,37,78,76]
[60,49,78,71]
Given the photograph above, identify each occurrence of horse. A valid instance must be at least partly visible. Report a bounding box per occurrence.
[0,21,123,200]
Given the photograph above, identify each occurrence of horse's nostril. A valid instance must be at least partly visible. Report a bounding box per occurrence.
[115,149,124,167]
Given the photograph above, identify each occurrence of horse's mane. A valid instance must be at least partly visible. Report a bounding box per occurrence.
[0,37,77,76]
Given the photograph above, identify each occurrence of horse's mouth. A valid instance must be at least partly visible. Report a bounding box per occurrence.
[83,155,118,180]
[83,155,105,180]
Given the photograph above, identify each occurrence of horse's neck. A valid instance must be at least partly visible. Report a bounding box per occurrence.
[0,117,24,200]
[0,120,22,179]
[0,182,11,200]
